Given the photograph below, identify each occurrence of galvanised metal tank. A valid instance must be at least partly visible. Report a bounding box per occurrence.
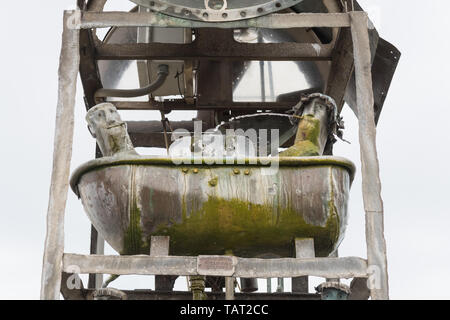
[70,156,355,258]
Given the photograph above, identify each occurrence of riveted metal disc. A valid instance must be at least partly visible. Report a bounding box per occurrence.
[130,0,305,22]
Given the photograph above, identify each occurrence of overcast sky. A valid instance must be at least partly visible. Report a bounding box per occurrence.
[1,0,449,299]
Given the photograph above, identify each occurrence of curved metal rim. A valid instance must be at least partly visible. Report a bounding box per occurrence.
[130,0,304,22]
[70,155,356,194]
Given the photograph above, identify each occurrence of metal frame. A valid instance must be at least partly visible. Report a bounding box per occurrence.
[41,8,388,300]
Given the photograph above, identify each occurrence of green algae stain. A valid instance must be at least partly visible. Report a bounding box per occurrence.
[151,196,340,258]
[122,187,149,255]
[280,141,320,157]
[280,115,321,157]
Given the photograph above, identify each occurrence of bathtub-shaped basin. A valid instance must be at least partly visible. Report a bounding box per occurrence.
[70,156,355,258]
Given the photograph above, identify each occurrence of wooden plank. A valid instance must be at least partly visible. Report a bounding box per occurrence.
[350,11,389,300]
[63,254,368,279]
[40,11,80,300]
[79,12,352,29]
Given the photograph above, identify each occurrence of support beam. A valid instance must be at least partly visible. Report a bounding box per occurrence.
[65,289,320,300]
[350,11,389,300]
[325,28,355,112]
[225,277,235,301]
[79,12,352,29]
[150,236,177,292]
[95,42,333,61]
[87,226,104,289]
[41,11,80,300]
[292,238,315,293]
[63,254,368,279]
[79,28,103,109]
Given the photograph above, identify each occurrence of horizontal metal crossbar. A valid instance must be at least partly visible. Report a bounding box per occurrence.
[95,42,333,61]
[73,11,351,29]
[63,254,368,279]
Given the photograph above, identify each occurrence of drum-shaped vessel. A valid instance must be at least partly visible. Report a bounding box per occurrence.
[70,156,355,258]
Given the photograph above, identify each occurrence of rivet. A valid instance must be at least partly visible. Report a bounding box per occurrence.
[244,169,250,176]
[222,12,228,18]
[182,168,189,174]
[233,169,240,175]
[193,168,199,174]
[240,11,246,18]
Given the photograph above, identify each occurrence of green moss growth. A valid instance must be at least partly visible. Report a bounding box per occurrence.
[280,115,321,157]
[280,141,320,157]
[151,196,340,258]
[122,193,149,255]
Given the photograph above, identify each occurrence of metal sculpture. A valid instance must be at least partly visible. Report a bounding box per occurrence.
[41,0,400,301]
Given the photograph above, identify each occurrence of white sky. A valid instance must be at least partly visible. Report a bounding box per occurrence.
[1,0,450,299]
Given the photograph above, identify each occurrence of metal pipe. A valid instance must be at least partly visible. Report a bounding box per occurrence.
[94,64,169,102]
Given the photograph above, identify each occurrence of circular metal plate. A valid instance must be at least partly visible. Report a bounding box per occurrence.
[130,0,304,22]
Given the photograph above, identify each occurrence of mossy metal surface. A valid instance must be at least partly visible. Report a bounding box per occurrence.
[73,156,354,257]
[280,115,321,157]
[151,196,340,257]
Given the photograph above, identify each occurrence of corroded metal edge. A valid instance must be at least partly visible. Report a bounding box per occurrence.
[70,156,356,195]
[130,0,304,23]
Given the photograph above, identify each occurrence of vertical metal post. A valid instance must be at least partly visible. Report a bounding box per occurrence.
[350,11,389,300]
[326,250,339,283]
[88,145,105,289]
[276,278,284,293]
[41,10,80,300]
[225,277,235,300]
[88,226,104,289]
[292,238,315,293]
